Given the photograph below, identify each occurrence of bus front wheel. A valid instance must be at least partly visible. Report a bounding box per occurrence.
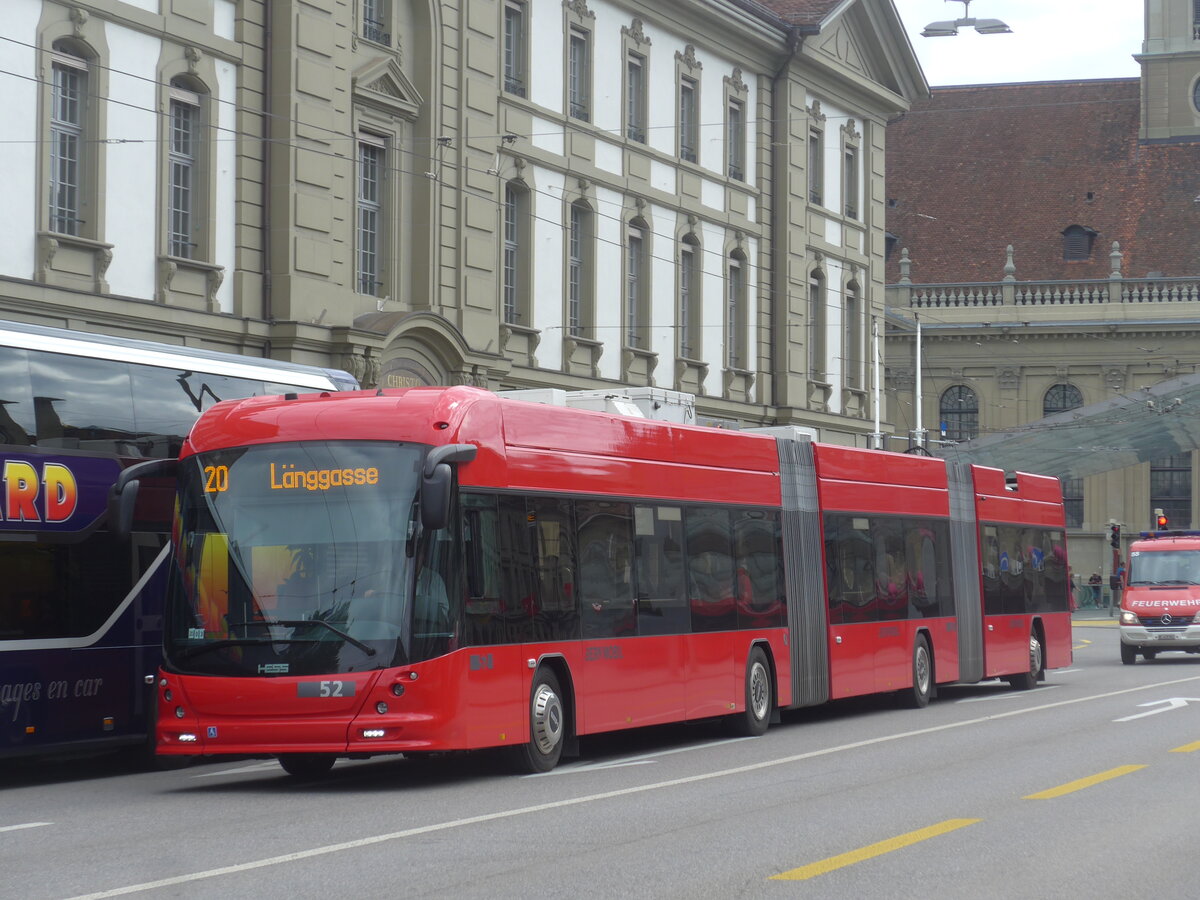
[513,668,565,773]
[278,753,335,779]
[731,647,772,737]
[904,636,933,708]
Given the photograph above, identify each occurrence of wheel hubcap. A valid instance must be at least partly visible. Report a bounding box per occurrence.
[749,661,769,720]
[531,684,563,755]
[1029,636,1043,676]
[915,647,930,694]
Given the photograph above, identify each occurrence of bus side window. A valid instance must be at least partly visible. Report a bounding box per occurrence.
[460,493,505,647]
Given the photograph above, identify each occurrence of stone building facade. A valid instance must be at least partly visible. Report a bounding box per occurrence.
[883,0,1200,579]
[1,0,923,441]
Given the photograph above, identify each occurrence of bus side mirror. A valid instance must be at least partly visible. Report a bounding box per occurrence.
[108,459,178,541]
[420,443,476,531]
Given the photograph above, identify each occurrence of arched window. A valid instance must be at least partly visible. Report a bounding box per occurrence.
[726,251,746,369]
[1043,383,1082,416]
[1193,76,1200,113]
[49,40,91,236]
[167,76,206,260]
[844,280,863,390]
[625,219,648,348]
[679,234,700,358]
[809,270,826,381]
[1044,384,1084,527]
[502,180,530,324]
[939,385,978,442]
[566,201,593,336]
[1062,225,1096,261]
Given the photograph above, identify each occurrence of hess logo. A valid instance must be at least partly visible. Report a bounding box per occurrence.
[2,459,79,523]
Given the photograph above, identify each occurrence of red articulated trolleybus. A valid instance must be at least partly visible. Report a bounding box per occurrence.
[110,386,1072,777]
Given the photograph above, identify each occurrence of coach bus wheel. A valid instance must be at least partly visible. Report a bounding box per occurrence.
[904,636,933,709]
[514,668,565,774]
[278,753,336,779]
[1120,642,1137,665]
[1006,631,1043,691]
[731,647,773,737]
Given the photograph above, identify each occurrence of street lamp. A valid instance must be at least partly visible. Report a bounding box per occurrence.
[921,0,1012,37]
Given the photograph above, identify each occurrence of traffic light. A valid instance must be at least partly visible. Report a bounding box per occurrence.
[1155,509,1169,530]
[1110,524,1121,547]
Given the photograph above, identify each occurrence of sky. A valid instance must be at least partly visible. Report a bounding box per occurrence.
[897,1,1144,86]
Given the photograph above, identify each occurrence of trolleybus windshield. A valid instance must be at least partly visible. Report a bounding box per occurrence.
[165,441,457,677]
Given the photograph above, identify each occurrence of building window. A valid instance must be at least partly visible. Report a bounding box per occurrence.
[626,53,646,143]
[1044,384,1084,527]
[362,0,391,45]
[503,1,526,98]
[626,222,646,348]
[167,83,201,260]
[809,271,826,381]
[808,128,823,206]
[679,237,700,358]
[1062,224,1096,261]
[502,181,530,324]
[727,255,744,368]
[679,77,697,163]
[50,46,88,237]
[1194,77,1200,113]
[568,28,590,122]
[356,137,385,296]
[727,99,745,181]
[567,202,592,337]
[843,146,858,219]
[1194,0,1200,40]
[1151,454,1192,529]
[844,282,862,390]
[939,385,979,442]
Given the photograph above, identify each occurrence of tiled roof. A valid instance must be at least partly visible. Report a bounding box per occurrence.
[753,0,844,26]
[884,79,1200,284]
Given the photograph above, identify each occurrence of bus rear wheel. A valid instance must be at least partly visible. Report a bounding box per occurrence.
[278,753,336,779]
[731,647,772,737]
[513,668,565,773]
[1006,630,1043,690]
[903,635,933,708]
[1120,642,1137,665]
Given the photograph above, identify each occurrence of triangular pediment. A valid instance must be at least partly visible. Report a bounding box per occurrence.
[797,0,927,106]
[813,20,874,81]
[353,57,422,120]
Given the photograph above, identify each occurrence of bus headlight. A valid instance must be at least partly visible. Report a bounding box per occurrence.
[1119,610,1139,626]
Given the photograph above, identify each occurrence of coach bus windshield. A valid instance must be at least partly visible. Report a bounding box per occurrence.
[163,441,459,677]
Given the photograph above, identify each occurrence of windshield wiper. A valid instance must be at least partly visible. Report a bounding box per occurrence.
[272,619,378,657]
[225,618,377,656]
[173,637,313,661]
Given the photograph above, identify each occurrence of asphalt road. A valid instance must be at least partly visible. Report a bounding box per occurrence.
[5,620,1200,900]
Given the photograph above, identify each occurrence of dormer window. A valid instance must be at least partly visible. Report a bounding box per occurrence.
[1062,225,1097,261]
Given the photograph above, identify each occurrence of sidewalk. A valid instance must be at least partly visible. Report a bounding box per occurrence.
[1072,605,1118,626]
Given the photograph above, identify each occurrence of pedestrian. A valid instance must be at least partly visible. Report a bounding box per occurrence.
[1088,571,1102,608]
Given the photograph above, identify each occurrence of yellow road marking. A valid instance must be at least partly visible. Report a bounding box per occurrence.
[1024,765,1145,799]
[770,819,981,881]
[1170,741,1200,753]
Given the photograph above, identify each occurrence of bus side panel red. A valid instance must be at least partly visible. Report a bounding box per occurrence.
[818,481,950,517]
[983,615,1031,678]
[574,635,688,735]
[1041,613,1073,669]
[828,619,960,699]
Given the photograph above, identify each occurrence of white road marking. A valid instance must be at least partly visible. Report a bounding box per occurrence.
[534,736,753,776]
[0,823,51,833]
[68,672,1200,900]
[955,685,1060,703]
[190,761,281,779]
[1114,697,1200,722]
